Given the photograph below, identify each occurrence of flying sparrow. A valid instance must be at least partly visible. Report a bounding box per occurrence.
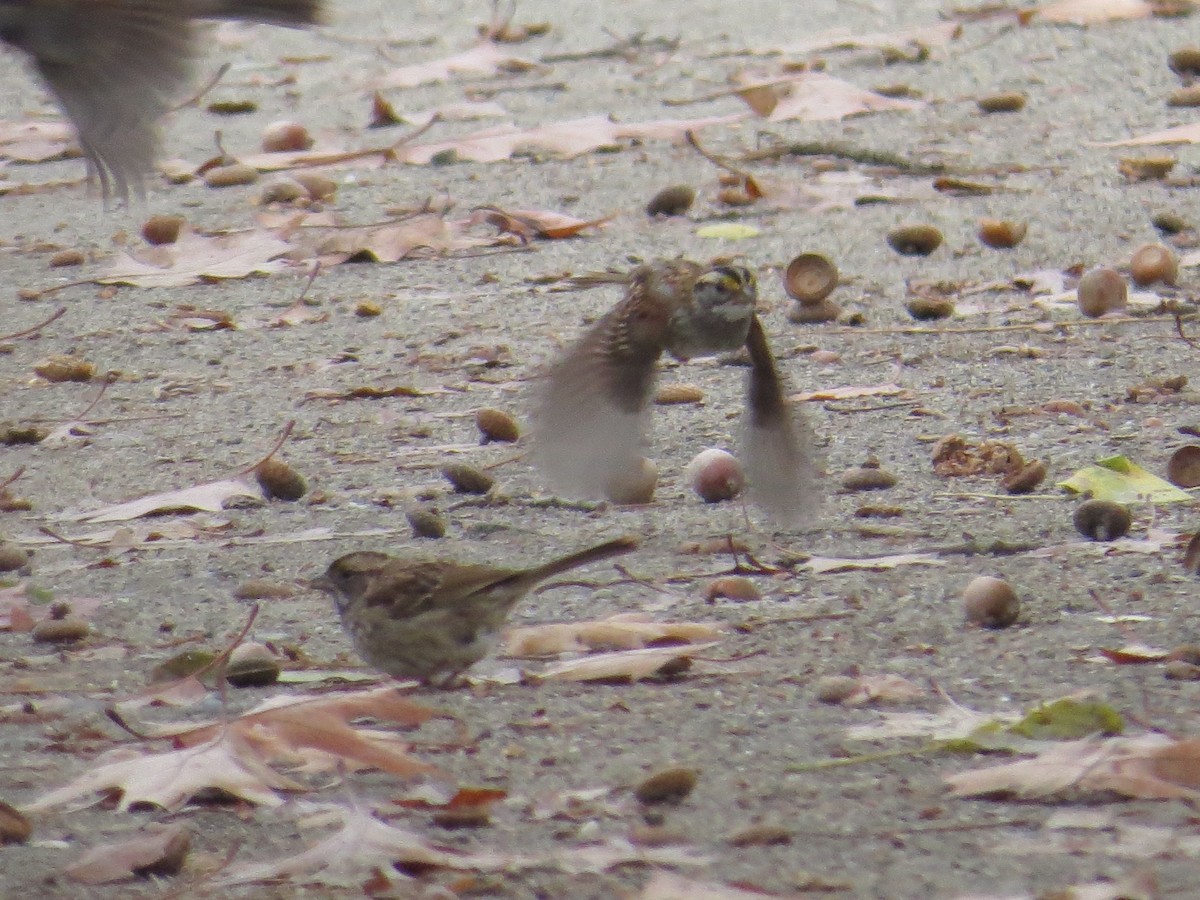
[313,535,639,685]
[534,259,820,524]
[0,0,323,200]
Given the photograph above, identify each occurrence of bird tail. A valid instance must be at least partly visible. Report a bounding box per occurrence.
[526,535,640,583]
[200,0,324,27]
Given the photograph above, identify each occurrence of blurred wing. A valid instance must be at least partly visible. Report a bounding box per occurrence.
[23,1,194,199]
[742,315,822,525]
[534,302,663,498]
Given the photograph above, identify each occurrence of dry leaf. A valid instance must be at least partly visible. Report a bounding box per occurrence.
[1032,0,1155,24]
[1095,121,1200,147]
[946,734,1200,801]
[64,824,190,884]
[62,478,262,523]
[732,72,924,122]
[99,227,293,288]
[755,22,962,56]
[26,734,304,812]
[143,687,442,779]
[468,206,611,241]
[0,120,77,162]
[641,871,801,899]
[504,616,722,656]
[804,553,945,574]
[535,644,718,682]
[373,41,539,89]
[824,674,926,706]
[394,114,744,165]
[793,384,905,401]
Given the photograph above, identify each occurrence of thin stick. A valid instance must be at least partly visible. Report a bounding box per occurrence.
[172,62,230,111]
[0,306,66,341]
[0,467,24,493]
[237,421,295,476]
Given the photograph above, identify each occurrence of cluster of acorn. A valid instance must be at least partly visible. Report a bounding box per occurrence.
[1076,243,1180,318]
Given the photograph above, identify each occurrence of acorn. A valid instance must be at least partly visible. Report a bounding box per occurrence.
[441,462,494,494]
[976,92,1026,113]
[1185,533,1200,576]
[635,767,698,804]
[686,449,745,503]
[604,457,657,505]
[1076,267,1127,318]
[142,214,185,245]
[203,163,259,188]
[406,506,447,539]
[475,408,520,444]
[977,218,1027,249]
[887,224,942,256]
[0,543,30,572]
[783,253,838,304]
[1072,499,1131,541]
[1000,460,1046,494]
[34,355,94,382]
[905,296,954,320]
[1152,212,1191,235]
[261,120,313,153]
[1168,47,1200,78]
[258,176,308,204]
[840,466,897,492]
[1118,157,1175,181]
[962,576,1019,629]
[225,642,282,688]
[645,185,695,217]
[1129,243,1179,287]
[292,171,337,201]
[1167,445,1200,488]
[1168,85,1200,107]
[703,576,762,602]
[49,249,84,268]
[787,299,841,323]
[654,383,704,405]
[255,459,306,501]
[814,675,860,704]
[32,617,89,644]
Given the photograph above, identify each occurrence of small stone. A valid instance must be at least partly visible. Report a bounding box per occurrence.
[255,459,306,501]
[406,506,447,539]
[475,408,520,443]
[976,92,1026,113]
[645,185,695,217]
[840,467,897,492]
[141,214,185,245]
[203,163,259,188]
[634,767,698,804]
[814,675,859,704]
[962,576,1019,629]
[703,576,762,603]
[31,617,89,644]
[0,543,30,572]
[225,642,281,688]
[441,462,494,494]
[49,249,85,268]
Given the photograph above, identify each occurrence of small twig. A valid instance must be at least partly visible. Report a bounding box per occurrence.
[173,62,230,111]
[187,602,261,684]
[685,130,756,182]
[481,450,528,471]
[0,466,24,493]
[541,31,677,63]
[1175,312,1200,349]
[0,306,66,341]
[824,314,1188,337]
[740,139,946,174]
[236,420,295,476]
[69,370,120,423]
[36,526,100,551]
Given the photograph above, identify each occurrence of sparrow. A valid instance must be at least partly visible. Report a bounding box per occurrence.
[313,535,639,685]
[534,259,820,524]
[0,0,323,200]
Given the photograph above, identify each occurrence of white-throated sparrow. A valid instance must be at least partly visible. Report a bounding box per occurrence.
[313,535,639,685]
[0,0,323,200]
[534,260,820,524]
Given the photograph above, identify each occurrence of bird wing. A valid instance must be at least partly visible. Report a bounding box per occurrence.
[534,276,668,498]
[20,1,193,199]
[742,314,822,525]
[360,561,517,620]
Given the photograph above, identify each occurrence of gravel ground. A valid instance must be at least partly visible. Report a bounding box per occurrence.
[3,0,1200,897]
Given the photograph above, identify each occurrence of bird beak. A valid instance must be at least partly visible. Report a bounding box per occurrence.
[305,574,335,594]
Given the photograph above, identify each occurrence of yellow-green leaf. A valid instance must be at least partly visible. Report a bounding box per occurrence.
[696,223,760,240]
[1059,455,1191,504]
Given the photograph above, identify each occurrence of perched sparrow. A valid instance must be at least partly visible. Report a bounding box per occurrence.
[314,535,639,685]
[535,259,820,524]
[0,0,323,200]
